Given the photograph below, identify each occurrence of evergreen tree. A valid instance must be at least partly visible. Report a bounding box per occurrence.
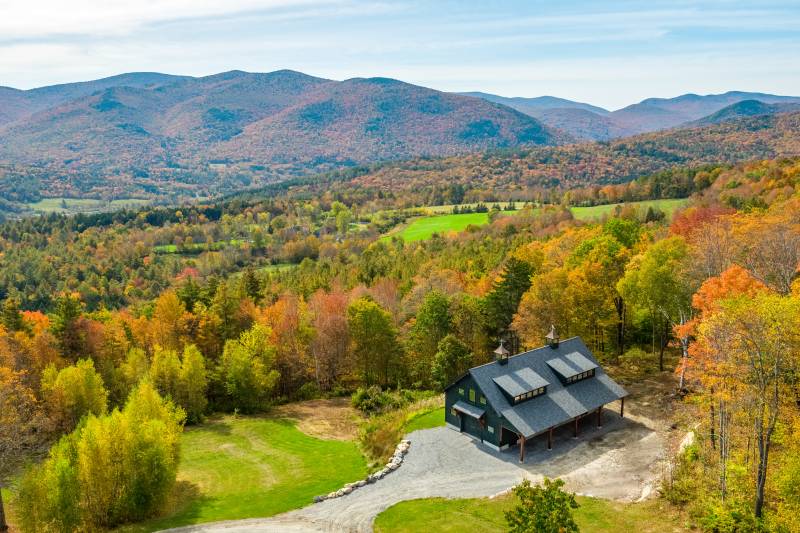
[484,257,534,336]
[50,294,84,359]
[0,298,23,332]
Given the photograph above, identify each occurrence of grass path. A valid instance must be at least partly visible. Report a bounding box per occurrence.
[119,416,368,531]
[374,494,688,533]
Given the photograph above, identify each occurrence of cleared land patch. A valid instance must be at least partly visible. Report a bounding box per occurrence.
[273,398,362,440]
[571,198,689,220]
[385,211,515,242]
[383,199,689,242]
[120,414,368,532]
[27,197,149,214]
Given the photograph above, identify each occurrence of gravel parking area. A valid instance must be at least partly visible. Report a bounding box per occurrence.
[163,404,665,533]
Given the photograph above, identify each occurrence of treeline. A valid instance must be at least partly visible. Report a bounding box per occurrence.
[2,157,800,529]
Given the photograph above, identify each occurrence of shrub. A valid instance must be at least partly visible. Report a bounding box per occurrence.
[16,381,185,532]
[295,382,321,401]
[505,478,579,533]
[358,395,441,465]
[41,359,108,432]
[351,386,395,413]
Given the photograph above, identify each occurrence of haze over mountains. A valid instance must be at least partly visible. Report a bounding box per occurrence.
[1,69,800,210]
[465,90,800,141]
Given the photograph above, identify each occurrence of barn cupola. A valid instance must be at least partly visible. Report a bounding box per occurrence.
[494,340,510,365]
[545,325,559,349]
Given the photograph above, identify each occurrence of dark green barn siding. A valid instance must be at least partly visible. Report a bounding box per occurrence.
[445,373,518,448]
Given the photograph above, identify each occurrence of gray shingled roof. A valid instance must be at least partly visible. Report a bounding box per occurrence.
[468,337,627,439]
[453,401,485,419]
[492,367,550,397]
[546,351,598,380]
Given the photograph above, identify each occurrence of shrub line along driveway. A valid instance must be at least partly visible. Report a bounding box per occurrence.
[162,404,665,533]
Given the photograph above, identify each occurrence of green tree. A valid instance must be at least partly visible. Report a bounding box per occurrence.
[407,290,451,385]
[0,298,24,332]
[431,334,473,390]
[177,345,208,423]
[240,266,261,303]
[41,359,108,432]
[617,236,693,370]
[149,346,181,400]
[505,478,580,533]
[219,325,280,413]
[347,298,402,387]
[50,294,84,359]
[17,381,184,531]
[484,257,534,336]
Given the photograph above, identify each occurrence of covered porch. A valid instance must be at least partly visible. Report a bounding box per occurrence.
[514,398,626,463]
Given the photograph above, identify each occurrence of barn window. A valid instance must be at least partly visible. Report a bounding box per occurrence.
[450,408,456,416]
[480,395,487,405]
[488,426,495,434]
[458,387,464,396]
[469,389,476,402]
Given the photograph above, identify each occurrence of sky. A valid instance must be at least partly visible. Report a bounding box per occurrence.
[1,0,799,110]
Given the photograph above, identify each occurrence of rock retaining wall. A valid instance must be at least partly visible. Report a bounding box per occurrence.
[313,439,410,503]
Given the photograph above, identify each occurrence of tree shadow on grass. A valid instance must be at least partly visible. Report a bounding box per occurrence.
[124,480,214,532]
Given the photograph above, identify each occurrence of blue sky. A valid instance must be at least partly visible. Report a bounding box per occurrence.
[1,0,799,109]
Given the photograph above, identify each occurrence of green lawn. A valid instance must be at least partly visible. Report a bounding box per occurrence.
[374,494,688,533]
[386,211,516,242]
[571,198,689,221]
[119,416,368,531]
[382,199,690,243]
[404,407,445,433]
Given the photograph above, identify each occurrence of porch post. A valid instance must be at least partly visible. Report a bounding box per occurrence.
[596,406,603,428]
[547,427,553,450]
[574,417,579,439]
[620,397,625,418]
[519,434,526,463]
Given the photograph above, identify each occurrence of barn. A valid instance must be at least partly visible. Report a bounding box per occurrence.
[444,328,628,462]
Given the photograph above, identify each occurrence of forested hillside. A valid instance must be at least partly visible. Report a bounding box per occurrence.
[2,156,800,531]
[0,70,557,206]
[294,111,800,206]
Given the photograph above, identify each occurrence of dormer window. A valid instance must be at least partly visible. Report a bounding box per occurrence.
[512,386,546,404]
[493,368,549,405]
[546,351,598,385]
[565,369,595,384]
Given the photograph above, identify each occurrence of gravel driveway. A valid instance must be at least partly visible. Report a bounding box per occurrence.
[164,407,664,533]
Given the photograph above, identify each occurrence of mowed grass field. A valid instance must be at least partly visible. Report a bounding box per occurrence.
[374,494,688,533]
[384,198,690,242]
[386,211,515,242]
[571,198,689,220]
[120,415,368,532]
[27,197,149,213]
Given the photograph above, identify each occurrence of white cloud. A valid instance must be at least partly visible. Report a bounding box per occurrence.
[0,0,350,38]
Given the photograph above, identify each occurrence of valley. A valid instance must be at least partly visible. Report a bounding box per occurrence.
[2,11,800,531]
